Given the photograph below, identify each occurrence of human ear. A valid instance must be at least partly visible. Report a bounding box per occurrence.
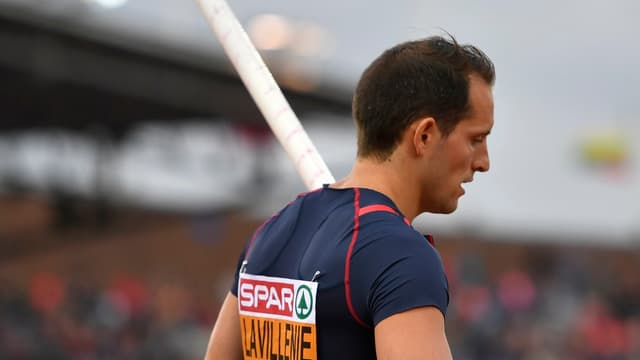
[412,117,437,155]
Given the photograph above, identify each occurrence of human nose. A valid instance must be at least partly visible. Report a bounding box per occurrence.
[473,143,490,173]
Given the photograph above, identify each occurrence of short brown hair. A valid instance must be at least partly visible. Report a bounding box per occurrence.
[352,35,495,159]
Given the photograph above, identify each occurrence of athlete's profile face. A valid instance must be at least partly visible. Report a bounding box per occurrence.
[426,74,494,214]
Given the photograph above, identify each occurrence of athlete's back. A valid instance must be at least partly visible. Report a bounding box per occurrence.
[232,186,449,359]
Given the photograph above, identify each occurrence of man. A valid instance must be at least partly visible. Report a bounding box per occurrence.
[205,35,495,359]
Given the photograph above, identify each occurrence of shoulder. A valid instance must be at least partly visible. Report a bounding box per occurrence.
[354,225,444,284]
[356,213,439,261]
[350,216,449,321]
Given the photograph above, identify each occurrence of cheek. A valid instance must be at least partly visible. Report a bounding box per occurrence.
[446,143,473,173]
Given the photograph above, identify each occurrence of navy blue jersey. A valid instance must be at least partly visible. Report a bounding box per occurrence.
[231,186,449,359]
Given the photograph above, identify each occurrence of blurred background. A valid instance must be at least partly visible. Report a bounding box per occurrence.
[0,0,639,359]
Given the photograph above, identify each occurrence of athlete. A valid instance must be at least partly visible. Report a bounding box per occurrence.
[205,35,495,360]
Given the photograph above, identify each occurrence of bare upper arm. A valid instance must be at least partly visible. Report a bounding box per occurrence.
[374,306,453,360]
[204,292,242,360]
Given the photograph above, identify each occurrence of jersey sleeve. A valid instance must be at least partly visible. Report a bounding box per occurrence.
[350,226,449,326]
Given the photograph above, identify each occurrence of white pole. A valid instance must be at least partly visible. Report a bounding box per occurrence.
[196,0,335,190]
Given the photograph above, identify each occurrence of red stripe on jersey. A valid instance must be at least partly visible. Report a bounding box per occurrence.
[244,211,280,261]
[344,188,371,329]
[359,204,411,225]
[358,204,397,217]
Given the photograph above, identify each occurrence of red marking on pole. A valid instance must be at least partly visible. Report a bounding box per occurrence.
[295,153,308,165]
[295,148,314,166]
[285,127,303,142]
[310,169,327,183]
[274,106,290,119]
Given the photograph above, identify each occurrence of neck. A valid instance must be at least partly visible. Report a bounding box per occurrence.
[332,156,422,221]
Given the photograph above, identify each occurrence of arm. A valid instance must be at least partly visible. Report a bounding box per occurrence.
[375,306,453,360]
[204,292,243,360]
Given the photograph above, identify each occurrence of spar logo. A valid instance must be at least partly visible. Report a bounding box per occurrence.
[239,277,314,320]
[295,285,312,320]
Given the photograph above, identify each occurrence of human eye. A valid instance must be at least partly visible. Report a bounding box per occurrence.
[472,130,490,145]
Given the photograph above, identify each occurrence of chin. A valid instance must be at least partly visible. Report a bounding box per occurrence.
[438,207,457,214]
[427,203,458,214]
[422,196,459,214]
[441,200,460,214]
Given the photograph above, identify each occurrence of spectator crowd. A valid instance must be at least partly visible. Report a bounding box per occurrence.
[1,248,639,359]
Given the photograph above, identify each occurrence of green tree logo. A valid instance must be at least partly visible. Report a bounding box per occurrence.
[295,285,313,320]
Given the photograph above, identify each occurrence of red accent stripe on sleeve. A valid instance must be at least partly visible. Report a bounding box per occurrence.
[358,204,397,216]
[244,211,279,262]
[297,187,323,198]
[359,204,411,225]
[245,190,318,262]
[344,188,371,329]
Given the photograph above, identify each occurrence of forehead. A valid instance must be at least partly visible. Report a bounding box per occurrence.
[457,74,494,131]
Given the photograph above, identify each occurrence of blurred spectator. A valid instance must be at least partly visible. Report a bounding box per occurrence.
[1,249,638,359]
[0,273,210,360]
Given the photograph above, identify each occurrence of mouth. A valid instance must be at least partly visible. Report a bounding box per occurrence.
[460,179,472,195]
